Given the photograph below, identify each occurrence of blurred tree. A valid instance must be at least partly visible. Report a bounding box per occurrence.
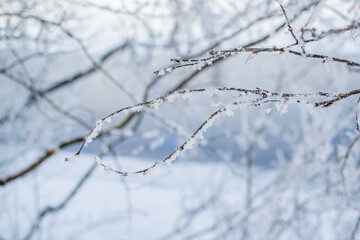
[1,0,360,239]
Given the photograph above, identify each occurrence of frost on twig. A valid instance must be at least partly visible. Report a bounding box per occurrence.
[154,46,360,76]
[69,86,360,176]
[154,10,360,77]
[84,120,104,147]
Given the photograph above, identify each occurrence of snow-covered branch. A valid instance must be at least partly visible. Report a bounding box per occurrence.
[72,87,360,175]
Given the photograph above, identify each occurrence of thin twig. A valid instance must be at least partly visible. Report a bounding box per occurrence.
[277,1,299,44]
[73,87,360,176]
[155,46,360,75]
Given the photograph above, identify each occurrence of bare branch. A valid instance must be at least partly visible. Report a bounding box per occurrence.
[302,20,360,42]
[72,87,360,176]
[41,42,129,95]
[23,163,97,240]
[276,1,299,44]
[0,137,83,187]
[155,46,360,75]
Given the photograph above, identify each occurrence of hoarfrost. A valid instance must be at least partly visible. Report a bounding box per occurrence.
[164,107,223,166]
[197,62,205,70]
[166,150,181,165]
[167,92,179,102]
[151,99,163,110]
[84,120,104,147]
[94,157,112,174]
[184,138,196,150]
[157,69,165,75]
[132,105,143,112]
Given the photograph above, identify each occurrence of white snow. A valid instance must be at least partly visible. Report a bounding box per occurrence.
[1,151,350,240]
